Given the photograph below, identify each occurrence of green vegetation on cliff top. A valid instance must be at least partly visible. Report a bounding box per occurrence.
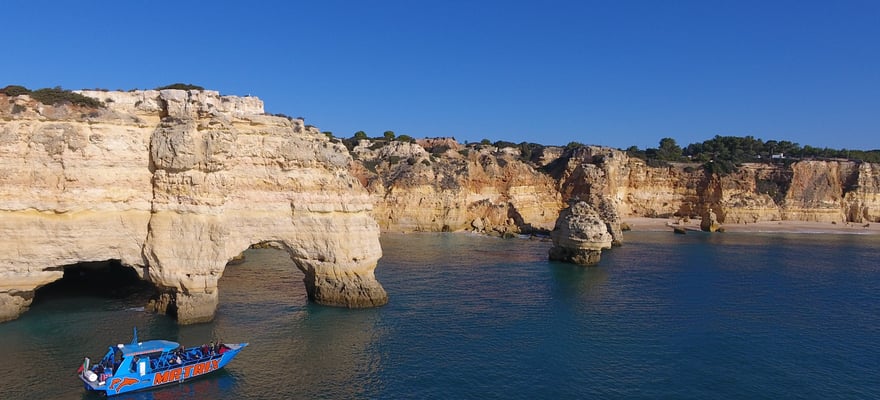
[627,136,880,166]
[1,85,104,108]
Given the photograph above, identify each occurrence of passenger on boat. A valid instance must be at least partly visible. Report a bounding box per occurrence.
[217,340,230,354]
[172,345,184,362]
[94,364,109,384]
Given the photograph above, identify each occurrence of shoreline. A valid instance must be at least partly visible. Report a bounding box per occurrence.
[622,217,879,235]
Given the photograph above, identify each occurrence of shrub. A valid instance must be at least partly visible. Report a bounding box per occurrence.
[341,138,358,151]
[518,142,544,162]
[431,144,451,154]
[272,113,294,120]
[1,85,31,97]
[155,83,205,91]
[703,160,737,175]
[362,160,380,173]
[30,87,104,108]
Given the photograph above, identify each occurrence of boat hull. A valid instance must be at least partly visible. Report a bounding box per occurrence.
[81,344,246,396]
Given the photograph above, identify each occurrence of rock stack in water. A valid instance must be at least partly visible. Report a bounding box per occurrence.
[700,208,723,232]
[548,201,614,266]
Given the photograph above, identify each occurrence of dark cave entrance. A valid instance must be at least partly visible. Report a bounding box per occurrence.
[33,260,154,306]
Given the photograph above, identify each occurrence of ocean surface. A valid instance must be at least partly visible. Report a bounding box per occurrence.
[1,231,878,399]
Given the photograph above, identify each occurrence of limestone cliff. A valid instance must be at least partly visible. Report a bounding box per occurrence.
[843,162,880,222]
[352,139,880,237]
[0,89,386,323]
[350,139,563,236]
[552,147,880,225]
[782,160,853,222]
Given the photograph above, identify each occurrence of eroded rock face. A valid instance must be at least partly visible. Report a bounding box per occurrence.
[0,90,386,323]
[350,140,564,235]
[550,146,627,244]
[549,201,613,266]
[354,140,880,237]
[844,162,880,222]
[782,160,851,222]
[551,147,880,225]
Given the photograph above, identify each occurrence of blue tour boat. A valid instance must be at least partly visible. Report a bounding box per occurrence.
[78,328,247,396]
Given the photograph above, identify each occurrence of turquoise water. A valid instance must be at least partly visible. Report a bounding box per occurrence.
[1,232,878,399]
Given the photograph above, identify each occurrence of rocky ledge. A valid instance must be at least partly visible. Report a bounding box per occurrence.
[0,89,387,323]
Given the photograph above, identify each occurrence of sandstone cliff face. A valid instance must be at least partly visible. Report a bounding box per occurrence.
[349,140,563,235]
[709,164,788,223]
[782,160,853,222]
[0,90,386,323]
[353,139,879,238]
[551,147,880,225]
[844,162,880,222]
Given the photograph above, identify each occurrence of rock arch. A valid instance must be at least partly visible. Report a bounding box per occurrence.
[141,209,387,324]
[0,89,387,324]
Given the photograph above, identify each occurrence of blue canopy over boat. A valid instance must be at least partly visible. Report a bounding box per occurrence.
[119,340,180,357]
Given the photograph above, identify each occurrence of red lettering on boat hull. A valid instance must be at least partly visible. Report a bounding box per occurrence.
[151,359,223,386]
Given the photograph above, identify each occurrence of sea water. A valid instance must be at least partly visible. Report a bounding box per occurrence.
[0,232,878,399]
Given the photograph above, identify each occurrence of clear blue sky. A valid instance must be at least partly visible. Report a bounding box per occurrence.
[4,0,879,150]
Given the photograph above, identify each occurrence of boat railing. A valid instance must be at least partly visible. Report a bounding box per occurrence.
[148,347,224,372]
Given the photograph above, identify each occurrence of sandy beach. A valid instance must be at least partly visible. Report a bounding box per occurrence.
[623,217,880,235]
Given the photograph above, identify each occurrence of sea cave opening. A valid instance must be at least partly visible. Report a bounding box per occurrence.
[33,260,155,308]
